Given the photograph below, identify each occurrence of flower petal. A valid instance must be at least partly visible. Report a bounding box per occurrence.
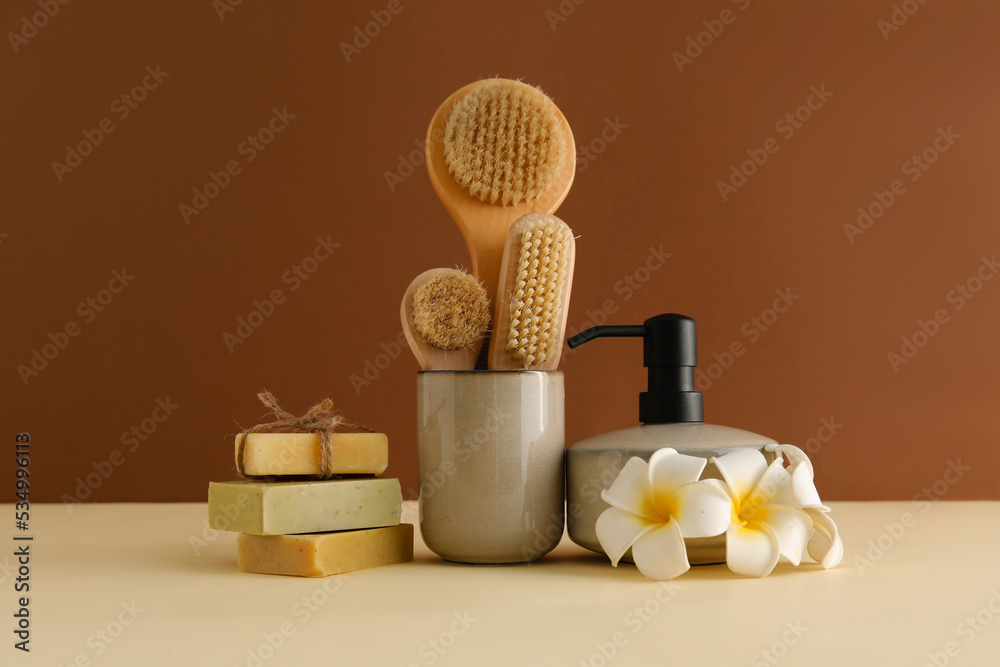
[765,444,814,477]
[600,457,658,521]
[765,444,830,509]
[595,507,657,566]
[726,522,780,577]
[804,507,843,569]
[701,478,737,504]
[648,448,708,497]
[755,504,812,566]
[790,463,823,508]
[672,481,733,538]
[631,518,689,580]
[711,449,769,503]
[744,459,793,513]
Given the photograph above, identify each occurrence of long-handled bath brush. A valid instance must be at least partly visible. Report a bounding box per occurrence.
[426,79,576,323]
[489,213,576,371]
[401,268,491,371]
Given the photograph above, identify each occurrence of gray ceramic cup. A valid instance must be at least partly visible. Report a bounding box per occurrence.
[417,371,565,564]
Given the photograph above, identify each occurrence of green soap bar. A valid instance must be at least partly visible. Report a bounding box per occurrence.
[208,478,402,535]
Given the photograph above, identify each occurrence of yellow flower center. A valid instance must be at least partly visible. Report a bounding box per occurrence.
[652,492,678,523]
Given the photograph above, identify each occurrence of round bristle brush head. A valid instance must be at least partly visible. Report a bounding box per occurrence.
[443,79,567,207]
[505,218,573,367]
[412,269,490,350]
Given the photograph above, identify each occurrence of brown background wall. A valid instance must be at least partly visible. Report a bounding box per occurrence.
[3,0,998,503]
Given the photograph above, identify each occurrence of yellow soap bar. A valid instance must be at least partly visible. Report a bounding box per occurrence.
[237,432,389,477]
[208,479,401,535]
[237,524,414,577]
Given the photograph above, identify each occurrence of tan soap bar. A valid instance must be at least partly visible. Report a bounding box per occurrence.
[237,432,389,477]
[208,479,401,535]
[237,524,414,577]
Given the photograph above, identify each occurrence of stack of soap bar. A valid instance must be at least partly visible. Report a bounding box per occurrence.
[237,432,389,477]
[209,430,412,577]
[238,524,414,577]
[208,478,402,535]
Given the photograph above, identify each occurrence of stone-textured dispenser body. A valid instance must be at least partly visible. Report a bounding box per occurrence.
[567,422,775,563]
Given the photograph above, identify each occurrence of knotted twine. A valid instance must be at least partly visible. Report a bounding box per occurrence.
[236,391,374,479]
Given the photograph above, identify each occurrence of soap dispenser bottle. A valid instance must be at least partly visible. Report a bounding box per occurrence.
[565,313,776,565]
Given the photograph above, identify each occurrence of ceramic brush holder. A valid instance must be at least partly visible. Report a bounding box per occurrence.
[416,370,565,564]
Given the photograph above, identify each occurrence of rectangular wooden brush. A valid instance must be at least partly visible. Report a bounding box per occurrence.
[488,213,575,370]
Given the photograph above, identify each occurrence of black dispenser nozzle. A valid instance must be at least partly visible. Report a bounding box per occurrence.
[567,314,703,424]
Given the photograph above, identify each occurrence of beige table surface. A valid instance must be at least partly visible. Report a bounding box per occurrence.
[2,501,998,666]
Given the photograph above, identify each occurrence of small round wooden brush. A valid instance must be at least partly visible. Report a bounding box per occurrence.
[401,268,490,371]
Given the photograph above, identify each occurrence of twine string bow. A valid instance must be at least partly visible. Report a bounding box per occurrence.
[236,391,373,479]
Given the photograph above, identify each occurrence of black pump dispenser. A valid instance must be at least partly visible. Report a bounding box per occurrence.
[567,313,703,424]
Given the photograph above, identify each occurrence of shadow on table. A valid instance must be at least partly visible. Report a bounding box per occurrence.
[410,550,832,582]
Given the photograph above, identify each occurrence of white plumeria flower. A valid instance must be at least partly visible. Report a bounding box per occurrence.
[595,448,732,580]
[765,444,844,570]
[707,448,814,577]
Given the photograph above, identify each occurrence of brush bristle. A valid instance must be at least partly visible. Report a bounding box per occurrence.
[505,218,572,367]
[443,80,566,207]
[412,270,490,350]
